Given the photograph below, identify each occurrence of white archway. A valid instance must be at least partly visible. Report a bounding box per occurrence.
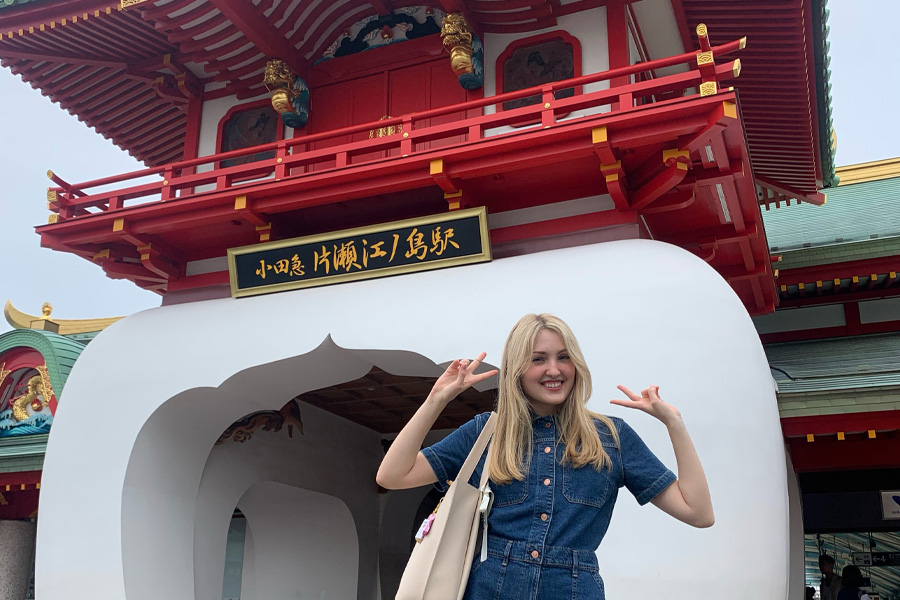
[36,240,789,600]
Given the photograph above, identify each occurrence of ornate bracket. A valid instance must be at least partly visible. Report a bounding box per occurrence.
[263,59,310,129]
[440,14,483,90]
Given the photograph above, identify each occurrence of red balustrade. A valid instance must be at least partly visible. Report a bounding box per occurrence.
[45,38,745,223]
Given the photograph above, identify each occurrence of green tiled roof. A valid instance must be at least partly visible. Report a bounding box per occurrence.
[0,434,47,458]
[762,175,900,252]
[0,329,86,397]
[765,333,900,394]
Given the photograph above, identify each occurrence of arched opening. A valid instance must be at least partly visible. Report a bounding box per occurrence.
[234,482,358,600]
[119,338,496,600]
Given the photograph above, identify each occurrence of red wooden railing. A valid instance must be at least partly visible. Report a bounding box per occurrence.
[46,37,745,222]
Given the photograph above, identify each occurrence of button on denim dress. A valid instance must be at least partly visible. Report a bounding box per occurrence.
[422,412,676,600]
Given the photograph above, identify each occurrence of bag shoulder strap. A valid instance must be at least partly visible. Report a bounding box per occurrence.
[455,412,497,487]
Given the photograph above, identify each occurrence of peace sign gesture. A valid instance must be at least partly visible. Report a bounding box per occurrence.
[429,352,498,407]
[610,385,683,426]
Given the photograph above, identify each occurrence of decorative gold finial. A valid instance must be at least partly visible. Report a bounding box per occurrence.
[733,58,742,78]
[41,302,53,319]
[696,23,708,37]
[46,169,55,180]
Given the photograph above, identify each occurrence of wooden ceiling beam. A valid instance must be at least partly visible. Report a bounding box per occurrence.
[206,0,309,79]
[0,49,125,69]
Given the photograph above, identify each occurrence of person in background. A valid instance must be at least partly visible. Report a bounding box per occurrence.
[838,565,872,600]
[820,554,842,600]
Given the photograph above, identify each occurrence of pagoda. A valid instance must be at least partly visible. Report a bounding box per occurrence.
[5,1,890,600]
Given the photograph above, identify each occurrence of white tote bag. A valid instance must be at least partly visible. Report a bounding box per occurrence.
[395,412,497,600]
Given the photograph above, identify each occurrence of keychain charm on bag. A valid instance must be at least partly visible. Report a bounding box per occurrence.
[477,484,493,563]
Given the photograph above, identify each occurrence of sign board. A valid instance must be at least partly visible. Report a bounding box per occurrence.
[228,207,491,298]
[881,491,900,520]
[852,552,900,567]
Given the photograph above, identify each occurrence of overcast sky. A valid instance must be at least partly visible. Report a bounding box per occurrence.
[1,1,899,333]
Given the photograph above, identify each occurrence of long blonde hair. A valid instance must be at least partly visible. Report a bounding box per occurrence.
[489,313,620,484]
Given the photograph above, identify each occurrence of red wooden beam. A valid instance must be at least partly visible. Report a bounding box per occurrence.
[782,410,900,437]
[0,49,126,69]
[787,437,900,472]
[756,176,826,206]
[206,0,309,78]
[0,470,42,487]
[607,0,630,89]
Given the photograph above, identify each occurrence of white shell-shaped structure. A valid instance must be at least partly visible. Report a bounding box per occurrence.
[36,240,788,600]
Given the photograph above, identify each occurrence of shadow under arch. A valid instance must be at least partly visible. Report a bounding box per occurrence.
[120,336,498,600]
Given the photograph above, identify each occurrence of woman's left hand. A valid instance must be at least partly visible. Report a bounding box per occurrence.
[611,385,683,427]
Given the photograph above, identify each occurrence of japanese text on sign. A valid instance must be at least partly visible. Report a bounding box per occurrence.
[228,207,490,298]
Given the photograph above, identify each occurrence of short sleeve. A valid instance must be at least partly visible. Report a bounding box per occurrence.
[421,412,489,492]
[615,418,676,505]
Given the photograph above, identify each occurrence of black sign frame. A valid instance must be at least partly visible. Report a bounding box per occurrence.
[228,206,491,298]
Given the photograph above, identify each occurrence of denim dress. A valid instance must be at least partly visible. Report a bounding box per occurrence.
[422,412,676,600]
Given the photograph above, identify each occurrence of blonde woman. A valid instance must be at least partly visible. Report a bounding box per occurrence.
[377,313,714,600]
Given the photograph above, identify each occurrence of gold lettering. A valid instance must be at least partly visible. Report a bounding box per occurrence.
[430,226,460,256]
[334,241,362,272]
[290,254,305,276]
[389,234,399,262]
[273,259,290,274]
[255,259,271,279]
[405,228,428,260]
[314,245,331,274]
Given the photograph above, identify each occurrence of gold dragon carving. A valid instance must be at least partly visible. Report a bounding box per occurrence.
[6,364,54,423]
[263,59,299,116]
[11,375,48,422]
[440,13,475,76]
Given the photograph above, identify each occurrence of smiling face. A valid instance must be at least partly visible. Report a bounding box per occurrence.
[520,329,577,416]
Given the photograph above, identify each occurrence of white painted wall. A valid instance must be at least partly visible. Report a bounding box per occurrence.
[630,0,690,76]
[753,304,847,334]
[859,296,900,324]
[36,240,789,600]
[482,7,610,137]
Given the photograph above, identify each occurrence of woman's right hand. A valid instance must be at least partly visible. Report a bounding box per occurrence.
[428,352,498,406]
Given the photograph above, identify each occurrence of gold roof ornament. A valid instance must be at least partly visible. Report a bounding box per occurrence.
[4,300,123,335]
